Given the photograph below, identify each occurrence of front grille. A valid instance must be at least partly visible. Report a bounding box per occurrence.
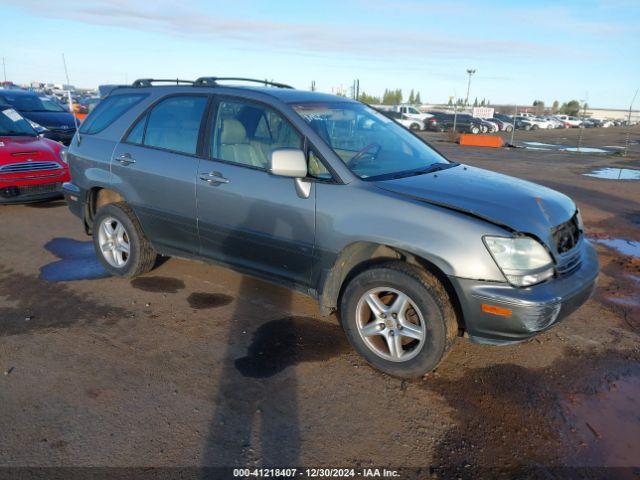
[18,182,63,195]
[0,161,62,173]
[553,214,583,275]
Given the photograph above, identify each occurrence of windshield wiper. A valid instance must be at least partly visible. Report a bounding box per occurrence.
[385,162,459,180]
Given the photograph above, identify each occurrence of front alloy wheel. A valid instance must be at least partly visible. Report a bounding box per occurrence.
[356,287,426,362]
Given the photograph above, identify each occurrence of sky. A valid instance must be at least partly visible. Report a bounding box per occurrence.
[1,0,639,109]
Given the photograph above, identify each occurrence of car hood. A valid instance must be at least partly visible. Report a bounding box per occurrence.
[374,164,576,242]
[20,111,76,130]
[0,135,64,165]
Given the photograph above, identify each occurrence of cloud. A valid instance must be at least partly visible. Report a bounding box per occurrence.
[5,0,560,60]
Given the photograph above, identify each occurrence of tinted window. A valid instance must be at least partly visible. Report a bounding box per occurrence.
[126,114,147,144]
[144,96,207,155]
[211,99,302,170]
[80,93,146,134]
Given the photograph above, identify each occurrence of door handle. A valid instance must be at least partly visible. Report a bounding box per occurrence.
[116,153,136,166]
[199,171,230,185]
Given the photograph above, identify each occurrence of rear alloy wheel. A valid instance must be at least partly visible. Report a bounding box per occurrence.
[410,123,421,131]
[470,125,480,134]
[98,217,131,269]
[505,125,513,132]
[93,202,157,277]
[340,262,458,378]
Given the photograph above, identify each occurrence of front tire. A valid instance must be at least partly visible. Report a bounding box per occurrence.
[339,262,458,378]
[93,202,157,278]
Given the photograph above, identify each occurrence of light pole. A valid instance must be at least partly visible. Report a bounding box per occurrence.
[465,68,476,106]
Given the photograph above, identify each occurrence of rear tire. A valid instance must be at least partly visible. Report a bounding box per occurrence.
[93,202,157,278]
[339,262,458,378]
[470,125,480,135]
[410,123,420,131]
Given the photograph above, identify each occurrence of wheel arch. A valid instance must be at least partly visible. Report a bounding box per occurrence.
[84,187,127,234]
[319,242,465,332]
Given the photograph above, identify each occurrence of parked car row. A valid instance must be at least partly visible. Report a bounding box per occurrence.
[424,112,513,134]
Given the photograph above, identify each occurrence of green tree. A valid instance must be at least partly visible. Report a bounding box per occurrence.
[359,92,380,104]
[480,98,486,106]
[447,97,453,106]
[533,100,545,115]
[415,92,421,104]
[559,100,581,116]
[473,97,478,107]
[551,100,559,113]
[408,89,415,104]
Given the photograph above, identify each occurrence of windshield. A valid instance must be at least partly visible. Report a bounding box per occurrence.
[0,107,38,136]
[292,101,449,180]
[0,93,67,112]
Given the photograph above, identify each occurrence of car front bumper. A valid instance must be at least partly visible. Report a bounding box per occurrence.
[0,182,64,204]
[449,240,599,345]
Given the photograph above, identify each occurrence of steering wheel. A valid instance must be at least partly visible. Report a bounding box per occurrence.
[349,142,381,168]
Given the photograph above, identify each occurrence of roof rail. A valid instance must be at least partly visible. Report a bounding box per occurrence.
[131,78,195,87]
[194,77,293,89]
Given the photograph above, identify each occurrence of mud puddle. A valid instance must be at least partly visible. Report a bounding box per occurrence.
[584,168,640,180]
[39,238,109,282]
[235,317,349,378]
[187,292,233,309]
[424,348,640,477]
[130,276,185,293]
[563,373,640,467]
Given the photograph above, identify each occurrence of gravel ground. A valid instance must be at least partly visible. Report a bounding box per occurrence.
[0,126,638,479]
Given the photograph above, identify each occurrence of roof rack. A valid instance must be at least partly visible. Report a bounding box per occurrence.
[194,77,293,89]
[131,78,195,87]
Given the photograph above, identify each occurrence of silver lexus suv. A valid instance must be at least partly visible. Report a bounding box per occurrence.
[63,77,599,378]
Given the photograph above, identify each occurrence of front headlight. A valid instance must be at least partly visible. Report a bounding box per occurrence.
[59,146,69,164]
[484,236,555,287]
[27,119,48,133]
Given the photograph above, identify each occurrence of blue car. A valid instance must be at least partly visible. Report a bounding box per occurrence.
[0,90,77,145]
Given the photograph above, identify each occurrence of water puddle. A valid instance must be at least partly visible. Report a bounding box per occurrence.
[563,147,610,153]
[522,142,612,154]
[39,238,109,282]
[583,168,640,180]
[564,374,640,467]
[187,292,233,309]
[130,276,185,293]
[591,238,640,258]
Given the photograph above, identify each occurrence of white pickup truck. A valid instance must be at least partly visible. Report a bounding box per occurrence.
[375,104,433,123]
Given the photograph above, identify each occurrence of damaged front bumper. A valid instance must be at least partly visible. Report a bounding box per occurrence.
[450,240,599,345]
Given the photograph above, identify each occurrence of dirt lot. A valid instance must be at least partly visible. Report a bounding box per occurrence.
[1,126,639,479]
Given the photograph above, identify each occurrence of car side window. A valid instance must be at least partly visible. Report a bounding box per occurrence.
[80,94,146,135]
[126,113,147,144]
[211,99,302,170]
[144,96,207,155]
[308,149,331,180]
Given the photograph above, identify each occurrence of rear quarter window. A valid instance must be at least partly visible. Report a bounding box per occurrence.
[79,93,147,135]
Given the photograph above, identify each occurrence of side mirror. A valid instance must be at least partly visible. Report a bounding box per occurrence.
[270,148,307,178]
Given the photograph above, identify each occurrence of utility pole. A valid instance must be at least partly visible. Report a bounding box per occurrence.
[465,69,476,106]
[2,57,6,83]
[623,88,638,157]
[310,80,316,92]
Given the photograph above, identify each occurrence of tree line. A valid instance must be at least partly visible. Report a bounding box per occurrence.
[358,88,422,105]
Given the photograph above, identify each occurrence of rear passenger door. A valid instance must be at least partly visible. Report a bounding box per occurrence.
[196,97,316,287]
[111,94,209,255]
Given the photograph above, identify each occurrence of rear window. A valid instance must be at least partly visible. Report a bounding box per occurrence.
[80,93,147,135]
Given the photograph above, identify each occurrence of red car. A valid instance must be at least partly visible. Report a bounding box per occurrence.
[0,106,70,204]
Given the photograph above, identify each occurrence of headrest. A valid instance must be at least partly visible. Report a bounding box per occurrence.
[220,119,247,144]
